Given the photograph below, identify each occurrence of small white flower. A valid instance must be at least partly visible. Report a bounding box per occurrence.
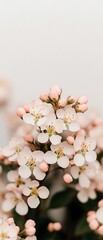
[38,113,63,145]
[23,100,53,127]
[2,137,26,161]
[7,170,30,191]
[44,141,74,168]
[2,191,28,216]
[23,180,49,209]
[56,106,80,132]
[18,147,46,180]
[76,183,96,203]
[74,136,96,166]
[71,161,100,188]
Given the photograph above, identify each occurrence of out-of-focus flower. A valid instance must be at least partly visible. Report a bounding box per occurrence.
[76,183,96,203]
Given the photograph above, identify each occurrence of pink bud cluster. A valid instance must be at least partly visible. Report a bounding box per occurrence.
[48,222,62,232]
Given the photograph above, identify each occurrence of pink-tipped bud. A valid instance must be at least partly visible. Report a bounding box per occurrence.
[25,220,36,228]
[50,86,62,96]
[98,199,103,208]
[67,136,74,144]
[67,96,76,104]
[49,90,59,101]
[16,107,26,118]
[97,225,103,236]
[53,222,62,231]
[58,98,67,107]
[39,162,49,172]
[24,134,33,143]
[48,223,54,232]
[76,129,86,137]
[63,174,73,184]
[40,92,49,101]
[26,227,36,236]
[89,220,99,230]
[77,104,88,113]
[23,104,30,113]
[7,218,14,225]
[78,96,88,104]
[93,118,102,127]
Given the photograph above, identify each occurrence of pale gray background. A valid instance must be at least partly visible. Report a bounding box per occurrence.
[0,0,103,145]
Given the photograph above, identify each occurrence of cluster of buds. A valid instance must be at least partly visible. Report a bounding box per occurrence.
[48,222,62,232]
[87,199,103,236]
[0,217,37,239]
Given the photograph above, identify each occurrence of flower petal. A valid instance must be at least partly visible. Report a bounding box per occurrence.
[19,166,31,179]
[50,135,62,145]
[70,166,79,179]
[38,186,49,199]
[85,151,96,163]
[57,156,69,168]
[69,121,80,132]
[33,167,46,180]
[44,151,57,164]
[16,201,28,215]
[79,173,90,188]
[38,133,48,143]
[28,196,40,208]
[74,154,85,166]
[23,113,35,125]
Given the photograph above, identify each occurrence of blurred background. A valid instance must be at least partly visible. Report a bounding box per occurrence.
[0,0,103,145]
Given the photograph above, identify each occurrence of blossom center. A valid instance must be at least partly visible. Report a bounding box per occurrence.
[31,187,38,196]
[0,232,8,239]
[46,126,56,136]
[56,148,64,158]
[26,157,36,170]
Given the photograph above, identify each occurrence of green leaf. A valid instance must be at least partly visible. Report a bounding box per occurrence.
[49,188,75,209]
[75,216,91,236]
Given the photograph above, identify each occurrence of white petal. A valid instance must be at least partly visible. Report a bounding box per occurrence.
[56,109,64,119]
[19,166,31,179]
[85,151,96,163]
[77,190,88,203]
[7,170,18,182]
[38,186,49,199]
[44,151,57,164]
[55,119,64,133]
[65,106,76,120]
[16,201,28,215]
[23,113,35,125]
[57,156,69,168]
[89,189,96,200]
[28,196,40,208]
[74,136,85,152]
[33,167,46,180]
[85,137,96,151]
[50,135,62,145]
[33,151,44,162]
[79,173,90,188]
[37,117,47,126]
[22,186,31,196]
[2,200,15,212]
[62,141,74,155]
[8,153,18,162]
[74,154,85,166]
[28,180,39,188]
[69,121,80,132]
[96,208,103,224]
[71,166,79,179]
[38,133,48,143]
[2,146,14,157]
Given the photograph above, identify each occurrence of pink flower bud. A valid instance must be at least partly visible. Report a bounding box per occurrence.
[98,199,103,208]
[47,223,54,232]
[76,129,86,137]
[63,174,73,184]
[50,86,62,95]
[23,104,30,113]
[67,96,76,104]
[78,96,88,104]
[58,98,67,107]
[77,104,88,113]
[39,162,49,172]
[67,136,74,144]
[26,227,36,236]
[24,135,33,143]
[97,225,103,236]
[16,107,26,118]
[49,90,59,101]
[25,220,36,228]
[7,218,14,225]
[53,222,62,231]
[40,92,49,101]
[89,220,99,230]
